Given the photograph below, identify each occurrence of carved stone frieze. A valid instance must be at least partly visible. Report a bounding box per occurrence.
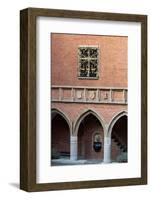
[76,90,83,99]
[51,86,127,105]
[88,90,96,100]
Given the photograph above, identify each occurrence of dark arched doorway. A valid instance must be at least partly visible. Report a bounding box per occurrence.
[111,115,127,162]
[77,113,104,161]
[51,111,70,159]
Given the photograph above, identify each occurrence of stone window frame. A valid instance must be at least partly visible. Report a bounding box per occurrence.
[77,45,100,80]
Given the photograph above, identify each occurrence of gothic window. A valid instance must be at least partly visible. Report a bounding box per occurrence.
[78,46,99,79]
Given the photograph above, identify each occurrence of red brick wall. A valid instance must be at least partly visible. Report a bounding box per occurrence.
[51,33,127,88]
[52,115,70,154]
[52,102,127,125]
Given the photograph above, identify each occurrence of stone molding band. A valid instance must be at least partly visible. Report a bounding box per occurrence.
[52,85,128,104]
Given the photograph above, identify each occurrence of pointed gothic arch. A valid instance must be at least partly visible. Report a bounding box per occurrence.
[73,109,106,136]
[107,110,128,162]
[51,108,72,159]
[73,109,106,160]
[107,110,128,137]
[51,108,72,134]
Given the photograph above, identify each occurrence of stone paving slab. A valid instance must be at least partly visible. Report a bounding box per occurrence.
[51,159,104,166]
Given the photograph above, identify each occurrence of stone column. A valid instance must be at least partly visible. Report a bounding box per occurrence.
[103,136,111,163]
[70,136,78,160]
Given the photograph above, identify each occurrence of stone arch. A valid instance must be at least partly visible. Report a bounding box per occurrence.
[107,110,128,138]
[73,109,105,160]
[51,108,72,134]
[51,108,72,159]
[73,109,106,136]
[107,110,128,162]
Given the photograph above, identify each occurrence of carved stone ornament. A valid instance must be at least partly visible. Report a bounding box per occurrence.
[76,90,83,99]
[103,92,108,100]
[89,91,96,100]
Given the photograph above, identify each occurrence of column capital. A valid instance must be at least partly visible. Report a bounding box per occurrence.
[70,135,77,142]
[104,136,111,145]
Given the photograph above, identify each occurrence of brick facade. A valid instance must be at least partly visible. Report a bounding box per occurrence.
[51,33,128,164]
[51,33,127,88]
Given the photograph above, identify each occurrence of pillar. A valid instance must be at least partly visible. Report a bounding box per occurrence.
[103,136,111,163]
[70,136,78,160]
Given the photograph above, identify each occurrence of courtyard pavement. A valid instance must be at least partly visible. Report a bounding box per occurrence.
[51,158,104,166]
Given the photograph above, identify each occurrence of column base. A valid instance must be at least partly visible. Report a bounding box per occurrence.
[103,159,111,163]
[70,157,77,161]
